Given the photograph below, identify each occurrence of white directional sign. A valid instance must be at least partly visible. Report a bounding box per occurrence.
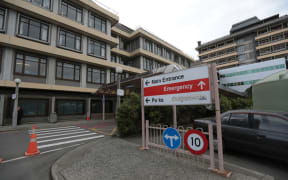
[117,89,124,96]
[143,65,211,106]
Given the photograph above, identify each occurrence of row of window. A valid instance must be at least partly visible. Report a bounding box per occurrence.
[18,99,114,117]
[199,39,234,53]
[201,47,235,60]
[220,64,286,78]
[14,52,128,84]
[258,43,288,56]
[215,56,237,65]
[222,79,260,87]
[256,31,288,46]
[25,0,107,34]
[143,56,165,71]
[257,22,288,36]
[16,14,107,58]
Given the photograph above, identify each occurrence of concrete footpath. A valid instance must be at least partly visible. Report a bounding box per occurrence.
[51,136,274,180]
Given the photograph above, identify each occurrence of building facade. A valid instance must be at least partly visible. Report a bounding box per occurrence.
[0,0,193,126]
[196,14,288,69]
[219,58,286,92]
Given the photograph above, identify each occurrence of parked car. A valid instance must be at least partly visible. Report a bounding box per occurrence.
[194,110,288,162]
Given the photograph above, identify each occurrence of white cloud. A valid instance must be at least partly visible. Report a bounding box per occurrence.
[97,0,288,59]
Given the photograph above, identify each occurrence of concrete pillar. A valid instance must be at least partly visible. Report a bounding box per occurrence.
[106,69,111,84]
[106,44,111,61]
[52,0,59,14]
[46,57,56,84]
[139,37,144,49]
[83,36,88,55]
[80,64,87,88]
[0,95,5,126]
[83,9,89,26]
[1,48,14,81]
[86,98,91,119]
[140,56,144,70]
[50,25,58,47]
[7,9,17,36]
[107,20,111,36]
[48,96,57,123]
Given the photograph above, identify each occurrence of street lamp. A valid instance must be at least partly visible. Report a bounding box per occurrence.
[115,67,123,119]
[12,78,21,128]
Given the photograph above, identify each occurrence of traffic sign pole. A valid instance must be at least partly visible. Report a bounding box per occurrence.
[141,78,146,149]
[173,105,177,128]
[212,63,224,172]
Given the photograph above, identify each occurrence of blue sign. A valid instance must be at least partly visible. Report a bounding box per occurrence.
[163,128,181,149]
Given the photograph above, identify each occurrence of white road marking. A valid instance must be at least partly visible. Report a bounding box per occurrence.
[37,130,91,139]
[29,126,80,134]
[38,135,104,149]
[38,132,97,143]
[1,143,83,164]
[28,125,76,132]
[35,129,87,136]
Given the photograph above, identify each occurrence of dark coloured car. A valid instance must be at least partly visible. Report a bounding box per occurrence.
[194,110,288,162]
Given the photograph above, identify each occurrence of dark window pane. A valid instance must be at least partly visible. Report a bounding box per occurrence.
[56,100,84,115]
[66,32,75,49]
[67,5,76,20]
[40,62,46,76]
[20,99,48,116]
[75,67,80,81]
[24,56,39,75]
[15,59,23,73]
[229,113,249,128]
[61,3,67,16]
[91,100,102,113]
[63,63,74,80]
[260,115,288,133]
[0,8,5,30]
[43,0,51,9]
[41,24,48,41]
[19,18,29,36]
[29,20,41,39]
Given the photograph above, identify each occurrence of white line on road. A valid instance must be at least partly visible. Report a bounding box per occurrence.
[1,143,83,164]
[29,126,80,134]
[37,130,91,139]
[38,132,97,143]
[38,135,104,149]
[34,129,87,136]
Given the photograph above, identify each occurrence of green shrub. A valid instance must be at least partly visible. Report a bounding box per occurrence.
[116,92,141,137]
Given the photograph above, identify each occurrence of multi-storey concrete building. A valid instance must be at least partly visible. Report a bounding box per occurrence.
[196,14,288,69]
[0,0,193,126]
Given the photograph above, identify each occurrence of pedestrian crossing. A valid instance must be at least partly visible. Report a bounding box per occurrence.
[27,125,104,151]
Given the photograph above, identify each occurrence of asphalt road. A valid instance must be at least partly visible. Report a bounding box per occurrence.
[0,121,115,180]
[223,150,288,180]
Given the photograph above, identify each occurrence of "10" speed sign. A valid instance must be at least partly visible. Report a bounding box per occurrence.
[184,129,208,155]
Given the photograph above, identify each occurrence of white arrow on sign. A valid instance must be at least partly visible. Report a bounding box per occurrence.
[164,134,179,147]
[197,81,206,90]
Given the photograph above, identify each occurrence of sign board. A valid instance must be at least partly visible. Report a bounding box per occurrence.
[11,93,16,100]
[143,65,211,106]
[117,89,124,96]
[162,128,181,149]
[184,129,208,155]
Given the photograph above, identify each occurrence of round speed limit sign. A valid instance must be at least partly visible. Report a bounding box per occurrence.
[184,129,208,155]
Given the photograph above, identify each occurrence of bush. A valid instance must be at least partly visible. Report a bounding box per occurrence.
[116,92,141,137]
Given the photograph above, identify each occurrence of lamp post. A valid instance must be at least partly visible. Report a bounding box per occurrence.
[12,78,21,128]
[115,67,123,119]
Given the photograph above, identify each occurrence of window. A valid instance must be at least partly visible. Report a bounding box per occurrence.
[229,113,249,128]
[58,28,81,51]
[88,38,106,58]
[56,61,80,81]
[15,52,47,77]
[256,115,288,133]
[0,48,2,72]
[18,15,49,42]
[27,0,51,9]
[56,100,85,115]
[0,7,6,31]
[221,113,230,124]
[20,99,48,116]
[89,13,106,33]
[110,71,125,83]
[91,100,102,113]
[87,67,105,84]
[60,0,82,23]
[143,57,153,71]
[272,43,286,52]
[105,100,113,113]
[111,54,117,63]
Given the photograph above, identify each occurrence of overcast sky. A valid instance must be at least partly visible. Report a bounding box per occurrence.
[98,0,287,60]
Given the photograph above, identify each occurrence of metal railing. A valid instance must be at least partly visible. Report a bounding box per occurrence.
[145,120,215,170]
